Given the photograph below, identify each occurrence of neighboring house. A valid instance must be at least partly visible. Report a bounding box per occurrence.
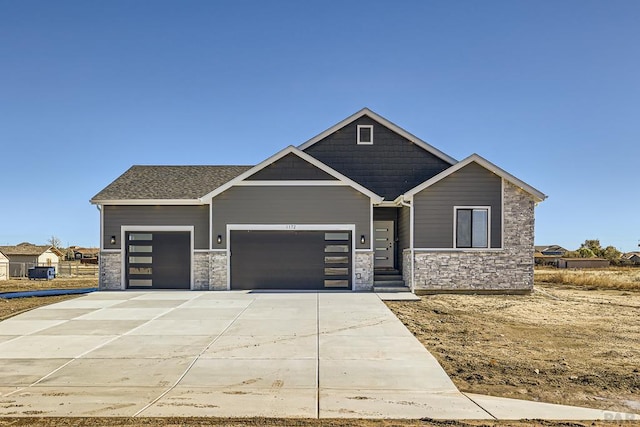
[69,247,100,261]
[0,250,9,281]
[624,252,640,265]
[534,245,567,256]
[534,244,568,266]
[91,108,546,293]
[557,258,610,269]
[0,243,61,277]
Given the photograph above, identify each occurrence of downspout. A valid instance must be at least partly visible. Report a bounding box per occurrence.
[399,197,414,293]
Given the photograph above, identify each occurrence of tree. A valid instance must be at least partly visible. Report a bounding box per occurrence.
[602,245,622,261]
[577,247,596,258]
[47,235,62,248]
[580,239,603,257]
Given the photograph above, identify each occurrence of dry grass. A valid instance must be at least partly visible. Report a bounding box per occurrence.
[535,267,640,291]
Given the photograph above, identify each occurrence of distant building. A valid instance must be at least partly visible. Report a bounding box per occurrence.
[0,250,8,280]
[557,258,610,269]
[534,244,567,266]
[0,243,61,277]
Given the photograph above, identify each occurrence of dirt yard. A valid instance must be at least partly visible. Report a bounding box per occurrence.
[1,270,639,426]
[387,268,640,415]
[0,277,96,320]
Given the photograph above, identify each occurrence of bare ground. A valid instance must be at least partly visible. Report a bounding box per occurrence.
[386,282,640,414]
[1,273,640,426]
[0,277,95,320]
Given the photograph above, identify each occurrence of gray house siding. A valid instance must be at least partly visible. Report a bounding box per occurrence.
[398,206,410,252]
[211,186,370,250]
[303,115,452,200]
[413,162,502,248]
[246,153,337,181]
[103,205,210,250]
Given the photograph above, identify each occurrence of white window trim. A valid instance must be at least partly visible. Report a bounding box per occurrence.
[453,206,491,249]
[357,125,374,145]
[120,225,195,291]
[226,224,356,291]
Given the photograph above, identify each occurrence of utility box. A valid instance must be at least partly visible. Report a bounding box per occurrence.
[28,266,56,280]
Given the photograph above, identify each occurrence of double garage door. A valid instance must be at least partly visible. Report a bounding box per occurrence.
[125,230,352,290]
[230,230,352,290]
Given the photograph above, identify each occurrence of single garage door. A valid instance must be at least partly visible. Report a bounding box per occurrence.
[230,230,352,290]
[125,231,190,289]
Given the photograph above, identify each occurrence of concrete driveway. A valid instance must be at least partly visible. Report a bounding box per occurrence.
[0,291,635,420]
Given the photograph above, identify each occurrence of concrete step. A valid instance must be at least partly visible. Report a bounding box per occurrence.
[374,280,406,286]
[373,284,411,293]
[374,275,403,281]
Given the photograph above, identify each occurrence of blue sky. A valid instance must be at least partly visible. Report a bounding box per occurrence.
[1,0,638,252]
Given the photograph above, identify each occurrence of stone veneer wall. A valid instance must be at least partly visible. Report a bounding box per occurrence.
[209,252,228,290]
[402,249,413,291]
[412,181,535,292]
[99,252,122,290]
[193,252,210,290]
[354,251,374,291]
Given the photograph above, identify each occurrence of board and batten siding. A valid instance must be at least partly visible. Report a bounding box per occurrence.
[413,162,502,248]
[303,116,453,200]
[211,186,370,250]
[103,205,209,250]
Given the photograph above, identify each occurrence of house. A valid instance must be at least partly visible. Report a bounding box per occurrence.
[91,108,546,293]
[0,243,61,277]
[68,246,100,262]
[557,258,610,269]
[534,245,567,256]
[534,244,567,266]
[624,252,640,265]
[0,250,8,281]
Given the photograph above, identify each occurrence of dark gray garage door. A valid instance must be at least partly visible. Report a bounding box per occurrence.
[126,231,190,289]
[230,230,351,290]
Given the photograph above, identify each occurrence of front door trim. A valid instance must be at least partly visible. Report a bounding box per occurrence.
[120,225,194,290]
[226,224,356,291]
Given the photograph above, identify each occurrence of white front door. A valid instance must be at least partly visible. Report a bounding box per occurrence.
[373,220,394,269]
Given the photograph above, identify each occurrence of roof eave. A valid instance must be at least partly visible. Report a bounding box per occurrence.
[90,199,205,206]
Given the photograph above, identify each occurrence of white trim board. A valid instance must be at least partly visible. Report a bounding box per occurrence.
[200,145,383,203]
[403,153,547,203]
[225,224,357,291]
[120,225,195,291]
[235,180,347,186]
[298,107,457,165]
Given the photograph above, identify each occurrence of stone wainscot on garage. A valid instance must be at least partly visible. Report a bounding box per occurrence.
[91,108,546,294]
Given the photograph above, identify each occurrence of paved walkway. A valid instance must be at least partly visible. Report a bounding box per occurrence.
[0,291,636,420]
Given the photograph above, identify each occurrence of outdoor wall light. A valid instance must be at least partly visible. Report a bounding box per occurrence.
[217,235,222,244]
[110,235,116,245]
[360,235,366,244]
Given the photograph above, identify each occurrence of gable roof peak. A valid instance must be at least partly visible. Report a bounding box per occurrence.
[298,108,457,165]
[199,145,383,203]
[403,153,547,203]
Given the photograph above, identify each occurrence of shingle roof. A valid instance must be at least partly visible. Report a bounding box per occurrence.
[91,165,253,201]
[0,243,52,256]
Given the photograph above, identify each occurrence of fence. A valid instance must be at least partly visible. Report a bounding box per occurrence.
[56,262,99,277]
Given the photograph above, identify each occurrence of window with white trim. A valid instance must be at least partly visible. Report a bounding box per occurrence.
[455,207,489,248]
[357,125,373,145]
